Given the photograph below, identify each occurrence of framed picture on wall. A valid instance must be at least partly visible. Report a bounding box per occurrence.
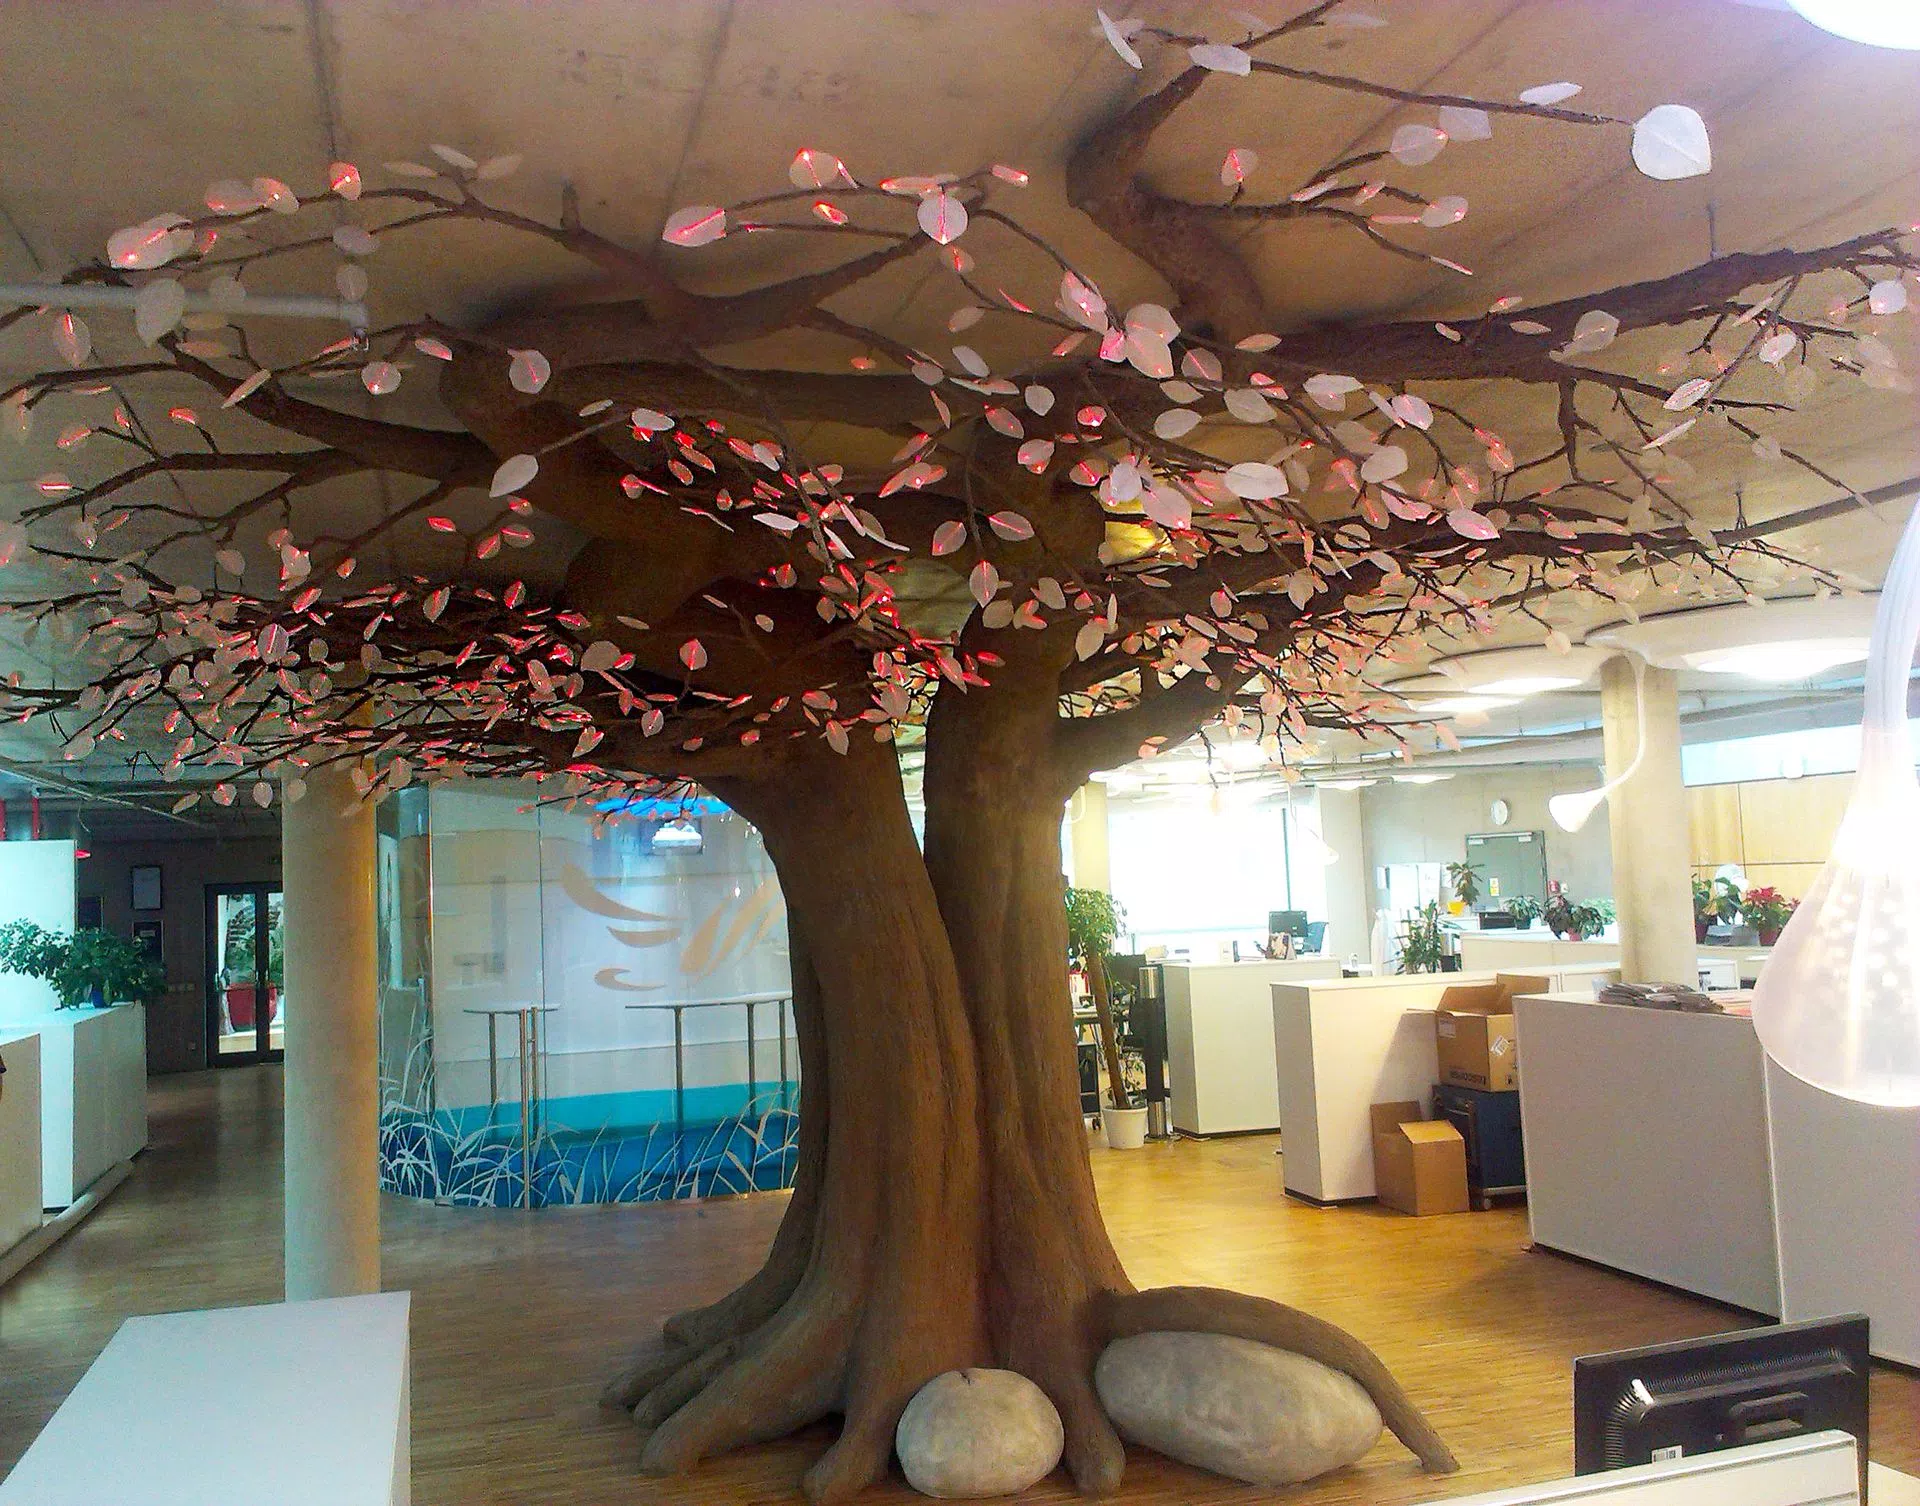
[131,919,163,965]
[130,864,163,912]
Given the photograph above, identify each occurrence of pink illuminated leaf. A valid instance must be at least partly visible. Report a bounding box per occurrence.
[414,336,454,361]
[508,349,551,394]
[1220,147,1258,187]
[789,148,852,188]
[991,164,1029,186]
[680,639,708,672]
[917,191,968,245]
[1389,124,1448,167]
[663,204,728,247]
[361,360,401,395]
[1665,377,1713,411]
[931,520,968,556]
[52,313,90,367]
[424,587,451,621]
[1447,507,1500,540]
[1016,438,1055,472]
[969,559,1002,607]
[988,510,1034,541]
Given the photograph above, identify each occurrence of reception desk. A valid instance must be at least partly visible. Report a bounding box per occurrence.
[0,1030,42,1262]
[0,1004,147,1208]
[1460,930,1771,987]
[1163,958,1343,1135]
[1515,992,1919,1363]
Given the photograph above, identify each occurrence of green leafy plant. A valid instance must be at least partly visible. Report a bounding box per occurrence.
[0,920,165,1009]
[1064,887,1132,1110]
[1398,901,1449,974]
[1693,874,1742,927]
[1543,885,1612,941]
[1444,861,1483,910]
[1506,894,1543,928]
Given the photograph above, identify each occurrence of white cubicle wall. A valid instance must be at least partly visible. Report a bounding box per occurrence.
[0,1030,42,1258]
[0,1004,149,1209]
[1765,1060,1920,1367]
[0,840,76,1017]
[1162,958,1342,1135]
[1517,992,1920,1362]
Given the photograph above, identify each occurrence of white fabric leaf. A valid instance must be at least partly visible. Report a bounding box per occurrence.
[1189,42,1251,74]
[1632,105,1712,181]
[1097,9,1143,68]
[1224,388,1275,423]
[1389,124,1448,167]
[1519,82,1582,106]
[1869,279,1909,315]
[1154,408,1201,440]
[917,191,968,245]
[491,453,539,497]
[1224,462,1288,500]
[1436,105,1492,142]
[134,278,186,344]
[662,204,727,246]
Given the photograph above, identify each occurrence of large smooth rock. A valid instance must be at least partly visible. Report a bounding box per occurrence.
[1094,1330,1381,1486]
[895,1368,1065,1498]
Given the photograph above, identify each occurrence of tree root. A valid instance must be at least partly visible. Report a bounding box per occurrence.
[1096,1285,1459,1474]
[600,1339,697,1413]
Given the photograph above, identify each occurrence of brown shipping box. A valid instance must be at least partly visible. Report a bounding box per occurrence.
[1433,972,1548,1092]
[1369,1101,1468,1216]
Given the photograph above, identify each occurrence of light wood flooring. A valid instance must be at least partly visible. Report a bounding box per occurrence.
[1,1067,1914,1504]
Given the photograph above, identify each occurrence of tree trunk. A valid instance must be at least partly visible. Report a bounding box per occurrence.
[924,664,1136,1494]
[607,711,1458,1497]
[618,740,990,1503]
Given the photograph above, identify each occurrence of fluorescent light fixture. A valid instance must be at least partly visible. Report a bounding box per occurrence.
[1216,739,1269,770]
[1412,694,1520,717]
[1475,676,1582,696]
[1683,639,1870,680]
[1392,773,1452,785]
[1789,0,1920,48]
[1317,777,1376,791]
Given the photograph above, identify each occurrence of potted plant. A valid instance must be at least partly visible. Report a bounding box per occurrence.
[1543,884,1612,941]
[1741,886,1798,946]
[1397,901,1449,974]
[0,920,165,1010]
[1444,860,1483,915]
[1064,887,1144,1148]
[1692,874,1742,943]
[1507,894,1543,930]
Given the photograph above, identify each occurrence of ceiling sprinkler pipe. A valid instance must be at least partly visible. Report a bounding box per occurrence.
[0,282,368,327]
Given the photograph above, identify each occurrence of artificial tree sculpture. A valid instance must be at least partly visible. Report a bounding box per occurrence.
[1,4,1913,1498]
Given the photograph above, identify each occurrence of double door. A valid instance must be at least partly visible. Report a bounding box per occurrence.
[206,883,286,1064]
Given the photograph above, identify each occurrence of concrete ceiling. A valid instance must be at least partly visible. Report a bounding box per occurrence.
[0,0,1916,819]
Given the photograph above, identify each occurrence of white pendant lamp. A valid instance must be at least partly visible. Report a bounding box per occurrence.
[1789,0,1920,49]
[1548,657,1647,834]
[1751,506,1920,1106]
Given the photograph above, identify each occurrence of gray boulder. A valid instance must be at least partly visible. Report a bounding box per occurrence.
[895,1368,1065,1498]
[1094,1330,1381,1486]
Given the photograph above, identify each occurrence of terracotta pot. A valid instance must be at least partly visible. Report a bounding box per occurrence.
[1695,919,1710,944]
[1758,927,1783,946]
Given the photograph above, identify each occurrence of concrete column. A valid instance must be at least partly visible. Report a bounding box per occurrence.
[1314,787,1370,963]
[282,759,380,1300]
[1600,655,1696,984]
[1068,780,1110,892]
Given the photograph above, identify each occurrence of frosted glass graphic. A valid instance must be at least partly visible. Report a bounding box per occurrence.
[375,783,798,1205]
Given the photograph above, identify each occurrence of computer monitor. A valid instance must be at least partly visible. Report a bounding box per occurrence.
[1267,910,1309,941]
[1573,1315,1870,1495]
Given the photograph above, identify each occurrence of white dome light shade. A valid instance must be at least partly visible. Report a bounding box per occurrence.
[1683,639,1870,680]
[1789,0,1920,48]
[1753,507,1920,1106]
[1548,787,1608,833]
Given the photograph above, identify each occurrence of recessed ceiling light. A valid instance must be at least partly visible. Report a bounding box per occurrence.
[1789,0,1920,48]
[1475,676,1582,696]
[1412,694,1521,716]
[1683,640,1870,679]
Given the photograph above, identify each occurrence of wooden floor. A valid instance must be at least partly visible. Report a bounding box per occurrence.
[2,1069,1914,1504]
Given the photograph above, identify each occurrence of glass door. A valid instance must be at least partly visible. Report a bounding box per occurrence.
[207,883,286,1064]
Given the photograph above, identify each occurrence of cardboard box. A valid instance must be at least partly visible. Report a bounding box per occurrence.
[1433,972,1548,1091]
[1369,1100,1468,1216]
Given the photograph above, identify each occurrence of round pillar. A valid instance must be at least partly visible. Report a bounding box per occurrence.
[282,759,381,1300]
[1600,654,1697,984]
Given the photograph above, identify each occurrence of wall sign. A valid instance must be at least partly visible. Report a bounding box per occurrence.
[130,864,163,912]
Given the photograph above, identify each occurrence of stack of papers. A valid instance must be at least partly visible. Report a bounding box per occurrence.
[1596,980,1723,1013]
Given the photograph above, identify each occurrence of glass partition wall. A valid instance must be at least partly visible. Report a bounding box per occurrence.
[374,782,798,1207]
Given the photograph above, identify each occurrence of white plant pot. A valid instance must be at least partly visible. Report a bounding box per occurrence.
[1101,1105,1148,1150]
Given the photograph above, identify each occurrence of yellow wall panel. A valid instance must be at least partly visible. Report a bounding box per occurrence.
[1687,784,1745,867]
[1741,862,1827,901]
[1738,773,1852,866]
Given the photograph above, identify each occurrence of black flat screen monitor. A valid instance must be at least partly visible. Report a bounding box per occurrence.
[1573,1315,1870,1493]
[1267,910,1308,941]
